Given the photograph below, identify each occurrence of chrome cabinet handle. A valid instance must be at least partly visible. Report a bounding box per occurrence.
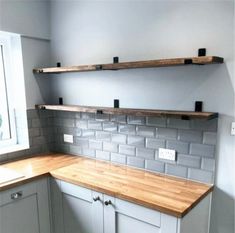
[11,191,23,200]
[93,196,100,202]
[104,200,112,206]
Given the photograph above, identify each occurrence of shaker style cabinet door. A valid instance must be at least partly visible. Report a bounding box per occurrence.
[103,194,178,233]
[50,180,210,233]
[0,178,51,233]
[51,179,103,233]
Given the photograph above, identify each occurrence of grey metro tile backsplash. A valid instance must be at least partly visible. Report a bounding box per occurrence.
[2,109,218,184]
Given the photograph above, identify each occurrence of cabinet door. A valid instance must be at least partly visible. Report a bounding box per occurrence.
[0,178,51,233]
[103,195,177,233]
[51,179,103,233]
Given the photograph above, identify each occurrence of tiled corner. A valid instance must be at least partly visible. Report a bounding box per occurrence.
[2,109,54,163]
[203,132,217,145]
[190,143,215,157]
[201,158,216,171]
[188,168,214,183]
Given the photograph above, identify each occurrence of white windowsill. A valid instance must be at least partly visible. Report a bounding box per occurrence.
[0,143,29,155]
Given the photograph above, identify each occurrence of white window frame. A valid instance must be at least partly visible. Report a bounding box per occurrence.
[0,35,17,147]
[0,31,29,155]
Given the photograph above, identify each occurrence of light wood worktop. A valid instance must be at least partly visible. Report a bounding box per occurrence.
[0,153,77,191]
[0,153,213,218]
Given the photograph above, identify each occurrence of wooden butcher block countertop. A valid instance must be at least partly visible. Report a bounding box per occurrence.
[0,153,77,191]
[0,153,213,218]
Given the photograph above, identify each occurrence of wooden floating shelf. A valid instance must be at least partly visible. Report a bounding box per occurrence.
[33,56,224,74]
[36,104,218,120]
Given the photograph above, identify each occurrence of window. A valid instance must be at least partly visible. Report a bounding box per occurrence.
[0,35,17,146]
[0,31,28,155]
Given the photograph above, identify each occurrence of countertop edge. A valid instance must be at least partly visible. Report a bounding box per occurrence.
[50,171,213,218]
[0,153,214,218]
[0,173,50,191]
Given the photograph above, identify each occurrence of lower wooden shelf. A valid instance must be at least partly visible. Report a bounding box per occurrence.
[35,104,218,120]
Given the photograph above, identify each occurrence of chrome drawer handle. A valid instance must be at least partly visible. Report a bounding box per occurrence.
[11,191,23,200]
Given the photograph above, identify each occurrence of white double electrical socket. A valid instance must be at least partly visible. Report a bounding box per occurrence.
[64,134,73,143]
[159,148,176,161]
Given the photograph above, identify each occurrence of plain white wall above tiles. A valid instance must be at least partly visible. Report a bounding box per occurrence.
[0,0,52,109]
[21,37,52,108]
[49,1,234,114]
[0,0,50,40]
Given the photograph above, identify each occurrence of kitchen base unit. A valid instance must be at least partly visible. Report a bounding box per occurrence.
[50,179,212,233]
[0,178,51,233]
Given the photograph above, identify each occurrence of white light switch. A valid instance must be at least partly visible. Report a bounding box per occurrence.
[159,148,176,161]
[64,134,73,143]
[231,122,235,136]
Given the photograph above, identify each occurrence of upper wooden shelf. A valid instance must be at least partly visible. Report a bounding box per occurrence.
[33,56,224,74]
[36,104,218,120]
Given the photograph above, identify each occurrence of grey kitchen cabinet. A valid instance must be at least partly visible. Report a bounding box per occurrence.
[51,179,103,233]
[51,179,211,233]
[103,194,176,233]
[0,178,51,233]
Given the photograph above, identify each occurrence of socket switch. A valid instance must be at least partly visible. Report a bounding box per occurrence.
[159,148,176,161]
[64,134,73,143]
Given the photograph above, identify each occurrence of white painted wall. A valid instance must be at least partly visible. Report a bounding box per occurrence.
[0,0,50,39]
[49,1,235,233]
[0,0,51,109]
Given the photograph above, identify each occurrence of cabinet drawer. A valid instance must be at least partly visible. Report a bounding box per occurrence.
[0,181,37,206]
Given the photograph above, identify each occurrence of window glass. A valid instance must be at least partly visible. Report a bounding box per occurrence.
[0,44,11,141]
[0,31,28,155]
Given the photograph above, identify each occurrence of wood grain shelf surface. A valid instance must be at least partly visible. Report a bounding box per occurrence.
[0,153,213,218]
[36,104,218,120]
[33,56,224,74]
